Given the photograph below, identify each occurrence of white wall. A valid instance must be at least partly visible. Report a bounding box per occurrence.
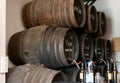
[0,0,6,83]
[0,0,6,53]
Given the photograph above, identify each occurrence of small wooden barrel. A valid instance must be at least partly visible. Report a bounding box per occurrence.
[8,25,79,69]
[102,39,112,61]
[22,0,86,28]
[7,64,68,83]
[83,5,98,33]
[22,2,34,28]
[94,12,107,37]
[75,32,94,62]
[93,38,104,63]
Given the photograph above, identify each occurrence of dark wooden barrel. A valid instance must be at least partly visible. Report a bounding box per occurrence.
[94,12,107,37]
[8,25,79,69]
[83,5,98,33]
[7,64,68,83]
[22,0,86,28]
[102,39,112,61]
[79,34,94,62]
[93,38,104,63]
[61,67,80,82]
[75,32,94,62]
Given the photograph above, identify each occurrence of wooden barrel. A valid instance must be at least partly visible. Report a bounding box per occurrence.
[94,12,107,37]
[61,67,80,82]
[22,0,39,28]
[83,5,98,33]
[22,0,86,28]
[93,38,104,63]
[102,39,112,61]
[8,25,79,69]
[75,32,94,62]
[7,64,68,83]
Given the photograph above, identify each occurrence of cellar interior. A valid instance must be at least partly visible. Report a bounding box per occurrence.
[2,0,120,83]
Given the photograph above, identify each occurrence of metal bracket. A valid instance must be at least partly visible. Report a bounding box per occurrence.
[84,0,96,5]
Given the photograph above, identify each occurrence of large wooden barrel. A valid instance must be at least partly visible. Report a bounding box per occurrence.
[94,12,107,37]
[7,64,68,83]
[22,0,86,28]
[8,25,79,69]
[75,31,94,62]
[83,5,98,33]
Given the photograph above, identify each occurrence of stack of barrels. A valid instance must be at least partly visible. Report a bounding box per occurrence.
[7,0,114,83]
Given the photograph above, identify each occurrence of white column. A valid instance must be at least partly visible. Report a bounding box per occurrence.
[0,0,6,83]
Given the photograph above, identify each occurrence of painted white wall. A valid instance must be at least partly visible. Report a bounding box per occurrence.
[0,0,6,53]
[0,0,6,83]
